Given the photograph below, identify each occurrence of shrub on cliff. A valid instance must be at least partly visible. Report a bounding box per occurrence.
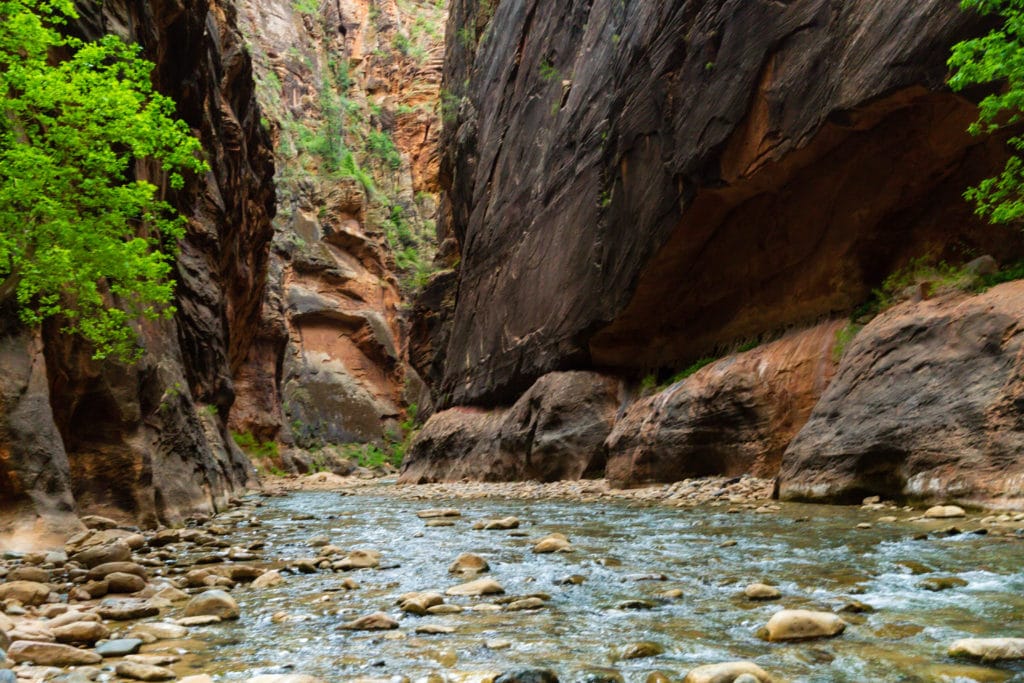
[0,0,206,359]
[949,0,1024,223]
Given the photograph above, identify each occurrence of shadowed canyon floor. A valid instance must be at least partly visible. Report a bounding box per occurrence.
[2,482,1024,682]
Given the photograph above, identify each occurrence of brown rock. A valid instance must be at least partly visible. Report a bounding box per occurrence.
[115,662,177,681]
[0,580,51,606]
[765,609,846,642]
[339,612,399,630]
[184,590,240,620]
[449,553,489,575]
[106,572,147,594]
[7,640,102,666]
[399,371,619,483]
[779,283,1024,505]
[417,0,1016,409]
[87,562,149,581]
[52,621,111,645]
[6,567,50,583]
[606,321,842,485]
[683,662,773,683]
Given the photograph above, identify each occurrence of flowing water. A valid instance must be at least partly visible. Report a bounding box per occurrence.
[167,489,1024,682]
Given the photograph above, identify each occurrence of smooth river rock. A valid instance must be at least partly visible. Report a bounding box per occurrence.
[683,662,772,683]
[766,609,846,642]
[184,590,240,620]
[949,637,1024,662]
[7,641,103,666]
[446,578,505,596]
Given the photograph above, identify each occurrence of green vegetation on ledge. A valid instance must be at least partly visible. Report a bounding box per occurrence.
[0,0,206,360]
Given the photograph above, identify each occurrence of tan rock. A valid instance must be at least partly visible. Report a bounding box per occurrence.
[446,578,505,597]
[8,640,102,666]
[925,505,967,519]
[683,661,773,683]
[743,583,781,600]
[417,508,462,519]
[765,609,846,641]
[184,589,240,620]
[339,612,399,630]
[449,553,489,575]
[0,580,51,606]
[51,621,110,645]
[949,637,1024,662]
[115,661,177,681]
[252,569,284,589]
[533,534,573,553]
[336,549,381,570]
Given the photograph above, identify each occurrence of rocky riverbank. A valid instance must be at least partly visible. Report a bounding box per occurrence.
[2,485,1024,681]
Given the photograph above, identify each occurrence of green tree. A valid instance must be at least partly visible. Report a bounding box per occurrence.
[0,0,207,359]
[949,0,1024,223]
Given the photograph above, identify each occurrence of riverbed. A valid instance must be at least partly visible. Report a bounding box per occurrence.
[158,485,1024,683]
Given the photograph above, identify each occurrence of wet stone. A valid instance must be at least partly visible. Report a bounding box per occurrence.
[96,638,144,657]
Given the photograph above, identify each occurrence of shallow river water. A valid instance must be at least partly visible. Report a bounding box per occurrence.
[178,490,1024,683]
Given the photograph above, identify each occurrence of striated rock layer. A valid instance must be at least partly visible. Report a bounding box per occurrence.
[399,372,620,483]
[606,321,843,487]
[0,0,275,541]
[418,0,1023,409]
[778,282,1024,507]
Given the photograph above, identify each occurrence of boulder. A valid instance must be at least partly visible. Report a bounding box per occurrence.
[52,622,111,645]
[115,662,176,681]
[607,322,842,485]
[399,372,620,483]
[780,283,1024,505]
[449,553,489,575]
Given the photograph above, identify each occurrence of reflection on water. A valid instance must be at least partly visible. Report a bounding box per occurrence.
[169,491,1024,682]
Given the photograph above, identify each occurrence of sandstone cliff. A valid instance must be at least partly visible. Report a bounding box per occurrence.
[232,0,445,462]
[418,0,1023,409]
[402,0,1024,505]
[0,0,275,542]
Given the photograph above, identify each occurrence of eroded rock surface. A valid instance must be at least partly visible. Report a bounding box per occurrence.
[399,371,620,483]
[779,281,1024,506]
[417,0,1022,408]
[606,321,842,487]
[1,0,275,540]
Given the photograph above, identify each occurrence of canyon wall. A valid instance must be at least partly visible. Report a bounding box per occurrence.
[232,0,446,464]
[404,0,1024,505]
[0,0,275,541]
[417,0,1022,409]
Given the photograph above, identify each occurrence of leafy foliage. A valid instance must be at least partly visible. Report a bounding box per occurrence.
[0,0,206,359]
[949,0,1024,223]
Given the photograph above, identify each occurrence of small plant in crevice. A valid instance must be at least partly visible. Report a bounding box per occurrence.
[832,322,862,362]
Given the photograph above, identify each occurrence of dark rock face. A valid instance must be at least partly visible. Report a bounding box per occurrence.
[399,371,620,483]
[0,0,275,537]
[420,0,1023,409]
[606,321,842,487]
[778,282,1024,507]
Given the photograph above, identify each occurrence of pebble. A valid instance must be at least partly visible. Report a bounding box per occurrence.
[494,670,559,683]
[918,576,968,592]
[415,624,455,635]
